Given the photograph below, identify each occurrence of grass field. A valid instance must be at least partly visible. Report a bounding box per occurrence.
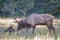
[0,18,60,40]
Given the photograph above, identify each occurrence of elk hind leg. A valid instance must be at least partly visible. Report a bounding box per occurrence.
[52,26,55,33]
[50,22,55,33]
[47,26,52,34]
[32,26,35,34]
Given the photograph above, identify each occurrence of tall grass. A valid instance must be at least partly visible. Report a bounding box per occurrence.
[0,27,60,40]
[0,18,60,40]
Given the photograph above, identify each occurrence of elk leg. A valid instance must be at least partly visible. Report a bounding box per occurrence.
[26,29,28,32]
[17,27,20,31]
[52,26,55,33]
[47,25,51,34]
[26,24,32,32]
[46,22,52,34]
[26,28,29,32]
[32,26,35,34]
[50,21,55,33]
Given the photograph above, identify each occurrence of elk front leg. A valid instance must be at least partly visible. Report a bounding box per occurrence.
[17,27,20,31]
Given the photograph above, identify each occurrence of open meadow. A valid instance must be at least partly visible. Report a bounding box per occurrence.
[0,18,60,40]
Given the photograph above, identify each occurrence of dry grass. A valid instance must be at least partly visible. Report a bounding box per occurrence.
[0,18,60,40]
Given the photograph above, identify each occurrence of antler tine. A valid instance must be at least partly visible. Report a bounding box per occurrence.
[14,17,18,23]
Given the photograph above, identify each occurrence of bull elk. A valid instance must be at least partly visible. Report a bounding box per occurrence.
[14,13,55,34]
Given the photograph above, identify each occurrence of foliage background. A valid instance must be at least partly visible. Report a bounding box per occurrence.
[0,0,60,18]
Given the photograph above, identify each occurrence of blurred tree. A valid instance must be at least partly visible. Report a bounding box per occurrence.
[2,0,34,17]
[15,0,34,17]
[31,0,60,17]
[0,0,60,18]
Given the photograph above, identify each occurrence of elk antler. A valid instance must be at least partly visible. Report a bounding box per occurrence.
[14,17,18,23]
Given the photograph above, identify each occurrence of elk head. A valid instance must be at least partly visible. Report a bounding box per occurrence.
[13,17,26,31]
